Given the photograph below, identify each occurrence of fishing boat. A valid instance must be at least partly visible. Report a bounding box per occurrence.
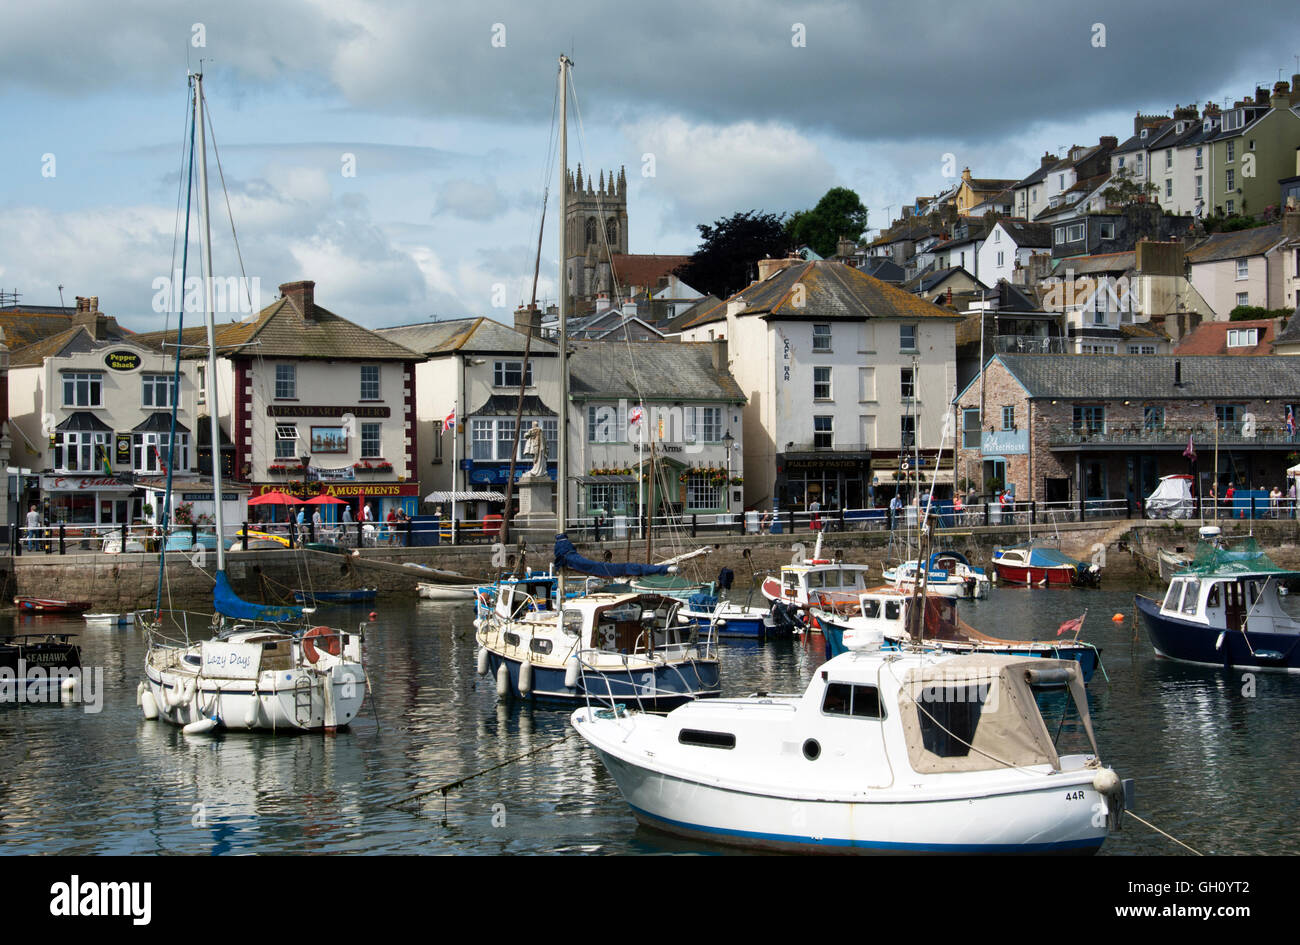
[1136,537,1300,672]
[14,597,93,615]
[292,587,377,605]
[992,542,1100,587]
[475,57,719,710]
[759,533,871,613]
[1,632,82,677]
[139,71,367,735]
[677,595,777,639]
[882,551,990,599]
[810,586,1101,681]
[414,566,483,601]
[572,632,1129,854]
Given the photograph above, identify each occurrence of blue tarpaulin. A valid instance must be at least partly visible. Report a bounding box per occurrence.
[553,533,671,578]
[214,570,303,623]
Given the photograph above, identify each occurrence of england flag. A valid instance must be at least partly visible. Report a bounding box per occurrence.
[629,405,645,426]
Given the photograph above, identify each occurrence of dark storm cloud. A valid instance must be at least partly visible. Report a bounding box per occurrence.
[4,1,1296,146]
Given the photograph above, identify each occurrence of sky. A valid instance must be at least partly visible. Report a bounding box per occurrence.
[1,1,1297,334]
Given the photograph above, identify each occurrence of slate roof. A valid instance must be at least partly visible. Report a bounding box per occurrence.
[377,316,555,357]
[135,291,422,361]
[661,295,724,333]
[857,257,906,283]
[995,354,1300,399]
[0,309,132,349]
[1050,252,1136,276]
[1173,319,1277,355]
[1186,224,1287,264]
[705,260,961,323]
[8,326,95,367]
[1274,306,1300,346]
[903,266,979,295]
[568,341,745,403]
[996,220,1052,247]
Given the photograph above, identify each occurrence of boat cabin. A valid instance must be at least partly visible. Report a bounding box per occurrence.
[768,562,871,607]
[1159,572,1298,633]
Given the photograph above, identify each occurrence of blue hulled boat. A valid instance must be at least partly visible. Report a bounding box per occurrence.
[1136,538,1300,672]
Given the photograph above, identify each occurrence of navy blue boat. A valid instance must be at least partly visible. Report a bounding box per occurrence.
[292,587,378,605]
[1136,539,1300,672]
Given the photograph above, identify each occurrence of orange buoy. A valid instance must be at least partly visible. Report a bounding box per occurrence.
[1111,613,1125,623]
[369,611,378,621]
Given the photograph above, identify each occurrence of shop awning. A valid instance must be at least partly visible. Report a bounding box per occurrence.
[424,491,506,503]
[133,412,191,434]
[54,411,113,433]
[577,475,637,484]
[874,469,954,486]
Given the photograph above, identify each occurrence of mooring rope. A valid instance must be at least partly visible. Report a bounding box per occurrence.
[1124,809,1204,855]
[388,731,576,813]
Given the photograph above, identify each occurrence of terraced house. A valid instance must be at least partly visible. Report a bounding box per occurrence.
[678,258,961,512]
[956,354,1300,509]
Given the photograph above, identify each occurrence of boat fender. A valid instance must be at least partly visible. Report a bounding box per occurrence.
[136,681,146,706]
[477,647,490,676]
[564,656,581,689]
[182,716,220,736]
[141,690,159,720]
[244,698,260,729]
[519,658,533,696]
[1215,631,1226,651]
[60,676,78,699]
[1092,768,1120,795]
[496,662,511,700]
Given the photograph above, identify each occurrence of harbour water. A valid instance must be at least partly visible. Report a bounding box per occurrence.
[2,582,1298,855]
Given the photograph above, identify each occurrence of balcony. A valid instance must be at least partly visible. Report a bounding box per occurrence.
[783,442,872,456]
[992,335,1067,354]
[1049,422,1300,449]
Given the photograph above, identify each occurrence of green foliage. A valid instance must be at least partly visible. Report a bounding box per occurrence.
[1203,213,1270,233]
[675,210,791,299]
[785,187,869,258]
[1100,170,1159,207]
[984,476,1003,494]
[1228,305,1293,321]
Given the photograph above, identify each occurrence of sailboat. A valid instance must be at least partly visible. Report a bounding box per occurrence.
[138,71,367,734]
[474,56,720,710]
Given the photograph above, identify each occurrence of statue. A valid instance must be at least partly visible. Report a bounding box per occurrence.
[522,422,548,478]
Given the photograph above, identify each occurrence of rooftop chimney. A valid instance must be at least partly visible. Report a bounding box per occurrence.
[279,281,316,320]
[726,295,747,319]
[711,337,728,373]
[514,303,541,339]
[756,257,801,281]
[1099,135,1118,150]
[1174,359,1182,387]
[1041,151,1058,168]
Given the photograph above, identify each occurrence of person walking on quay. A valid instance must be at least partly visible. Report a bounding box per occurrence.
[1289,480,1297,519]
[24,504,40,552]
[889,492,903,529]
[1270,485,1282,519]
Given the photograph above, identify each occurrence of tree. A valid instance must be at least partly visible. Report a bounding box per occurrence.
[674,210,791,299]
[1100,169,1159,207]
[785,187,869,257]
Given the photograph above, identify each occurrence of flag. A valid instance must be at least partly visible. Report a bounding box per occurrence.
[1288,406,1295,437]
[99,445,114,477]
[1056,614,1085,637]
[628,405,644,426]
[1182,434,1196,462]
[151,444,168,475]
[443,410,455,433]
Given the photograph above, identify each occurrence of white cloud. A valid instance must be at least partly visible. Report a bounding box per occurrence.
[434,177,509,221]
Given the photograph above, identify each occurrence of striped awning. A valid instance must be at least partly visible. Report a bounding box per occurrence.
[424,491,506,503]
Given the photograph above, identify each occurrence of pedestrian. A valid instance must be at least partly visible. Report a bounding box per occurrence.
[809,497,822,531]
[363,502,373,523]
[760,509,772,534]
[1225,482,1236,518]
[24,504,40,551]
[952,493,965,526]
[1289,480,1297,519]
[890,493,903,529]
[1270,485,1282,519]
[312,507,323,533]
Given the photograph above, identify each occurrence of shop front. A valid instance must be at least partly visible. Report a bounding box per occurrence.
[251,481,421,523]
[40,475,138,525]
[775,452,871,511]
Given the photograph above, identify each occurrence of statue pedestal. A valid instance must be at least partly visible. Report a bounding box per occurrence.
[514,473,556,541]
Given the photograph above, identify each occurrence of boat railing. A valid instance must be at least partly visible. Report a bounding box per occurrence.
[574,645,716,713]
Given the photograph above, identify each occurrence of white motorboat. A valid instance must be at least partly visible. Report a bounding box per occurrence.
[759,534,871,613]
[573,634,1129,854]
[144,626,366,732]
[84,612,135,626]
[881,551,989,599]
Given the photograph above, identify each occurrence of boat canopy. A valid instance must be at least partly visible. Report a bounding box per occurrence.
[553,534,671,578]
[1180,537,1300,579]
[894,655,1097,774]
[214,570,303,623]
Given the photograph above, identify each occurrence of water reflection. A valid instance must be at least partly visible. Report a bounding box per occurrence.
[2,583,1297,855]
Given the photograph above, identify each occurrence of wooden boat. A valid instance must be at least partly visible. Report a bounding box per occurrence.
[1,631,82,677]
[291,587,377,605]
[14,597,93,615]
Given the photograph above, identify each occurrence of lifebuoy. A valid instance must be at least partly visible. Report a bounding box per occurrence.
[302,626,342,664]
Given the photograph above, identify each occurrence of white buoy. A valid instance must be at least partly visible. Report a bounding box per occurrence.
[183,717,219,736]
[496,662,511,699]
[1092,768,1120,794]
[60,676,79,701]
[136,681,146,706]
[477,647,490,676]
[564,656,581,689]
[141,690,159,720]
[519,658,533,696]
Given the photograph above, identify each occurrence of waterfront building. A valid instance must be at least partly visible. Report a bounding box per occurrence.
[1186,222,1293,316]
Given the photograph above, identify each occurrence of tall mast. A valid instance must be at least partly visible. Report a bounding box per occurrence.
[557,55,570,599]
[193,71,226,573]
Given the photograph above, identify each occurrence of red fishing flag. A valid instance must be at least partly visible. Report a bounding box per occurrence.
[1056,613,1085,637]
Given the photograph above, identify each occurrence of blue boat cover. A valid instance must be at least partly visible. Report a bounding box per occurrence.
[553,534,671,578]
[214,570,303,623]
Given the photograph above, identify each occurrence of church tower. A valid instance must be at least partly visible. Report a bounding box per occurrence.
[564,164,628,304]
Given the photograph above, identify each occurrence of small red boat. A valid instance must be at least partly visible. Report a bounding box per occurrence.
[13,596,94,615]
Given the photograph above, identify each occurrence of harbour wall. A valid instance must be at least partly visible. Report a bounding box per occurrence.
[4,518,1300,610]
